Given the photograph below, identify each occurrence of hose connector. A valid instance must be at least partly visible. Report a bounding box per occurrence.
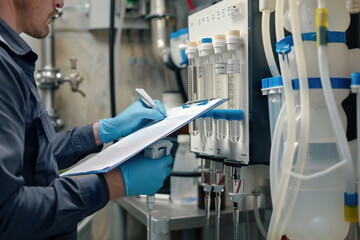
[316,8,328,46]
[344,193,358,223]
[259,0,276,12]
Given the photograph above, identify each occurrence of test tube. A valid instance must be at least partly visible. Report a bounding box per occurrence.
[227,31,242,143]
[227,110,244,143]
[229,120,241,143]
[186,41,199,136]
[214,109,228,141]
[227,30,242,110]
[211,158,225,240]
[200,38,214,99]
[200,38,214,138]
[213,34,228,106]
[213,35,228,141]
[202,111,214,138]
[197,40,204,100]
[217,118,227,140]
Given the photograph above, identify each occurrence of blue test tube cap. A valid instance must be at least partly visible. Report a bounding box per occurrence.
[212,109,228,120]
[225,110,244,121]
[262,76,283,89]
[351,72,360,86]
[202,38,212,43]
[201,110,215,118]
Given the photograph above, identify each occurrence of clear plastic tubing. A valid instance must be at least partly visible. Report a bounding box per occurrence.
[261,10,280,77]
[317,10,355,194]
[254,194,267,239]
[186,41,199,136]
[275,0,311,237]
[267,55,296,240]
[269,104,286,201]
[269,0,287,201]
[268,0,299,238]
[201,38,214,138]
[226,30,242,110]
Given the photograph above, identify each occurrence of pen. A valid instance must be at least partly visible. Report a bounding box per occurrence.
[135,88,158,110]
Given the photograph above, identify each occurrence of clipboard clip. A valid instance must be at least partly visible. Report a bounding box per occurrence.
[182,98,214,108]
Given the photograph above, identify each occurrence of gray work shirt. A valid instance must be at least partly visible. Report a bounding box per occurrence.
[0,18,109,239]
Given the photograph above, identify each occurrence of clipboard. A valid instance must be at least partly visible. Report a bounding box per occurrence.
[61,98,228,176]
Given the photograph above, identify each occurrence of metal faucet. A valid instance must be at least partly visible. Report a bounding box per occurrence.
[63,57,86,97]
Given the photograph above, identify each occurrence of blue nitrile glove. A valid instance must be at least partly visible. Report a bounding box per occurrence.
[99,99,166,143]
[119,154,173,196]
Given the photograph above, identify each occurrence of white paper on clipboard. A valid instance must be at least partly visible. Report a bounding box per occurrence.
[61,98,228,176]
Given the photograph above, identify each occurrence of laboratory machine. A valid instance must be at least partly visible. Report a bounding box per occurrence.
[40,0,360,239]
[188,0,272,239]
[186,0,359,239]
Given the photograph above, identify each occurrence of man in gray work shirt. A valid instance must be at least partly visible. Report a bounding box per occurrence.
[0,0,173,239]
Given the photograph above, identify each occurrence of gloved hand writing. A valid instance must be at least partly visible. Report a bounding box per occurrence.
[118,154,173,196]
[99,99,166,143]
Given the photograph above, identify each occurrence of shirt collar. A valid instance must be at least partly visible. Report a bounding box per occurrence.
[0,17,33,56]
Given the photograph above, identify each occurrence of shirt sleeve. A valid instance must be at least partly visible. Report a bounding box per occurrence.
[0,55,109,239]
[53,124,103,170]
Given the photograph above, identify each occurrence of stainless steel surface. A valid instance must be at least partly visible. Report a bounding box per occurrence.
[116,193,271,232]
[116,195,231,231]
[152,218,170,240]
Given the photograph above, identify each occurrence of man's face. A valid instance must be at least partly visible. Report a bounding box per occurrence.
[13,0,63,39]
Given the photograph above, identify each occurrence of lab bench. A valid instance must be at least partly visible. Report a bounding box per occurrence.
[115,194,271,240]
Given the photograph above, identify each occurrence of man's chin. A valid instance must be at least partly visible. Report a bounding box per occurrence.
[24,27,50,39]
